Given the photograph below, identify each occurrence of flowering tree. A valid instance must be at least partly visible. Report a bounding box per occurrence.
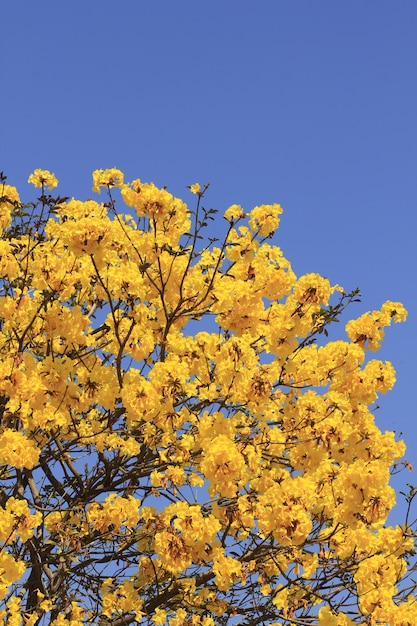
[0,168,415,625]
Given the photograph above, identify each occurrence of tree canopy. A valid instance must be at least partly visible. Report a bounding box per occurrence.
[0,168,415,625]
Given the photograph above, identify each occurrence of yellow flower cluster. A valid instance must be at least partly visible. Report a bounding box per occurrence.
[0,430,40,469]
[0,555,25,601]
[200,434,247,497]
[153,500,221,574]
[346,300,407,350]
[248,202,283,236]
[92,167,124,193]
[27,168,58,190]
[0,184,20,231]
[101,579,143,620]
[86,494,140,533]
[0,497,42,544]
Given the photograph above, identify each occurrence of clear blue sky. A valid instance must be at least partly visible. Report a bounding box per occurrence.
[2,1,416,520]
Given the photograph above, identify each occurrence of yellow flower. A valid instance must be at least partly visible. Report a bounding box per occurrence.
[293,273,331,306]
[86,494,140,533]
[224,204,245,221]
[40,597,54,612]
[248,203,283,236]
[152,608,167,625]
[301,552,319,578]
[212,548,243,591]
[189,473,204,487]
[92,168,124,193]
[44,511,65,533]
[318,606,336,625]
[189,183,201,194]
[0,553,26,600]
[1,497,42,543]
[28,168,58,190]
[0,429,40,469]
[200,434,247,497]
[346,301,407,351]
[381,300,407,323]
[154,529,192,574]
[0,184,20,230]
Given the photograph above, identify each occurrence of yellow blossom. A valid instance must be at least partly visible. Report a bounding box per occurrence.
[248,203,283,236]
[0,553,26,600]
[92,167,124,193]
[224,203,245,221]
[28,168,58,190]
[0,429,40,469]
[0,184,20,231]
[200,434,247,497]
[189,183,201,194]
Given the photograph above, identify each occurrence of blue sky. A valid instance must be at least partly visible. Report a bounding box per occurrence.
[2,1,416,520]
